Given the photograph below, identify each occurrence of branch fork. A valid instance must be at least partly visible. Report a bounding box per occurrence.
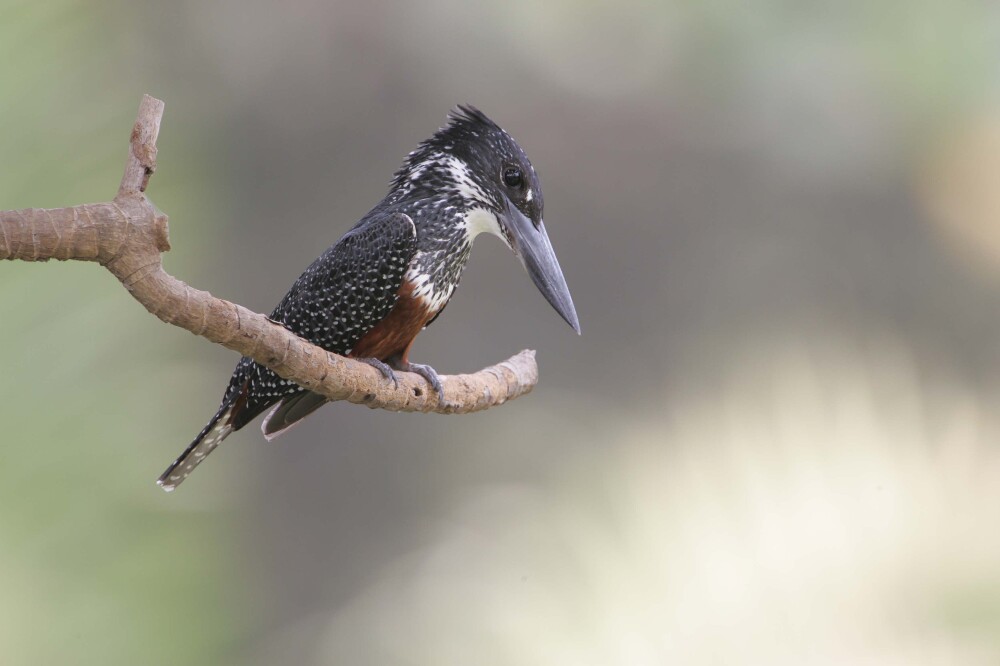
[0,95,538,414]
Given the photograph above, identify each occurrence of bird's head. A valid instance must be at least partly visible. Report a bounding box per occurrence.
[394,105,580,334]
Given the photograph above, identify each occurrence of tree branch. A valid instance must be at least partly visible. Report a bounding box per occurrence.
[0,95,538,414]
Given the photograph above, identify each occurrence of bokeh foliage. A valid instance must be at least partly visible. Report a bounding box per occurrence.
[4,0,1000,663]
[0,2,241,664]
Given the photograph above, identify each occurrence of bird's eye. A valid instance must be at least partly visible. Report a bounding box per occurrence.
[503,166,523,188]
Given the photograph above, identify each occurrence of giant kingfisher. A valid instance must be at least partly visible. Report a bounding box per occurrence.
[158,106,579,491]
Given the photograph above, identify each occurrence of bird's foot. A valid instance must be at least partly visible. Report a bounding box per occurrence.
[359,357,399,390]
[393,360,455,409]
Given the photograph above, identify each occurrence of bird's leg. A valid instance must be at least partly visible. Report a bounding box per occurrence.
[358,357,399,390]
[386,354,453,407]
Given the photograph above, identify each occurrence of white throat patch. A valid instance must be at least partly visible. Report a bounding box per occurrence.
[464,207,504,244]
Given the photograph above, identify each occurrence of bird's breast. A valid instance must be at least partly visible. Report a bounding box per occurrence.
[347,276,441,362]
[405,248,465,312]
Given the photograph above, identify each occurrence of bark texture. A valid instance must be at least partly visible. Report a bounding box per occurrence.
[0,95,538,414]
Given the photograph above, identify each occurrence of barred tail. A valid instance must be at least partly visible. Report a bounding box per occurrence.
[157,404,236,492]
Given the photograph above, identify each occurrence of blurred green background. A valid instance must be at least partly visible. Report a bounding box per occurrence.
[4,0,1000,663]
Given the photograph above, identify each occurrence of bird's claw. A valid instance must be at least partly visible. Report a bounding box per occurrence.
[399,362,455,409]
[364,357,454,408]
[360,357,399,390]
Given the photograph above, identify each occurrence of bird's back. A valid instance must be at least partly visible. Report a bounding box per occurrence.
[157,211,418,490]
[226,210,419,429]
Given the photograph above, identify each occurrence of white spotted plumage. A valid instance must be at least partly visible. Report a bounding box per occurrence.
[444,155,493,207]
[157,406,234,491]
[160,104,548,491]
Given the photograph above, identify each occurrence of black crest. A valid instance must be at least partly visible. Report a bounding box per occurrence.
[392,105,521,191]
[445,104,501,134]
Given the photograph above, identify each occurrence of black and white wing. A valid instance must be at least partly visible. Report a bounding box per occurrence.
[157,211,416,490]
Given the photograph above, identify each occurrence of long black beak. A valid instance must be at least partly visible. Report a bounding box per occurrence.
[502,197,581,334]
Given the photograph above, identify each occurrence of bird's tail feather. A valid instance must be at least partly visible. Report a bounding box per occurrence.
[261,391,328,442]
[157,405,235,492]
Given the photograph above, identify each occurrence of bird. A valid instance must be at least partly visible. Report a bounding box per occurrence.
[157,105,579,491]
